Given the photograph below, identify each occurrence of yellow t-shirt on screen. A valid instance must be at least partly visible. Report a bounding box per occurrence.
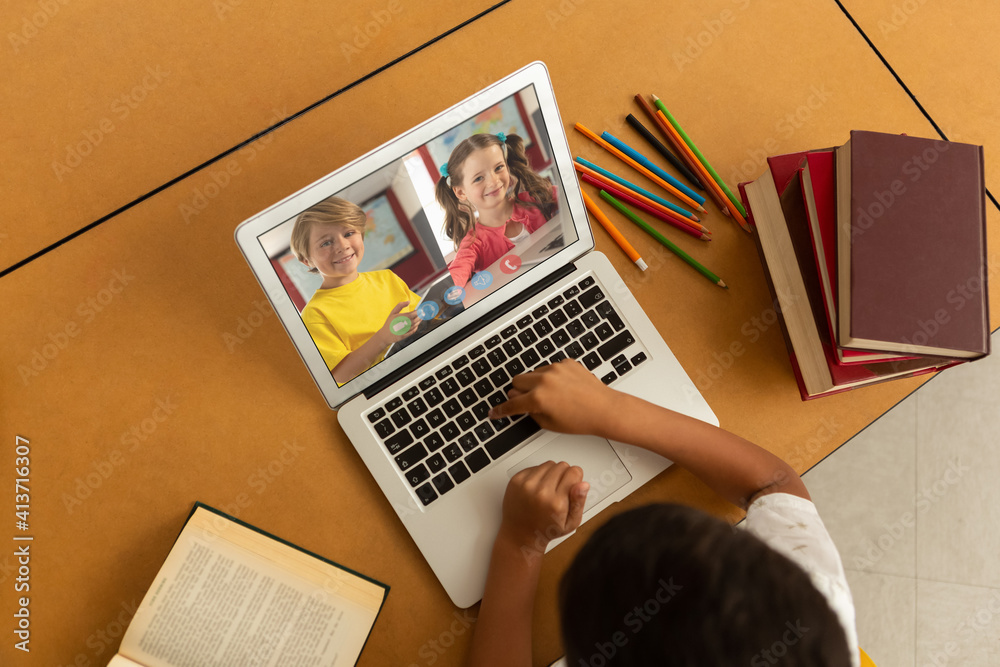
[301,270,420,377]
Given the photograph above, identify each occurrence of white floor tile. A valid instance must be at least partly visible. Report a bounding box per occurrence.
[804,397,918,578]
[845,569,916,667]
[915,580,1000,667]
[914,397,1000,588]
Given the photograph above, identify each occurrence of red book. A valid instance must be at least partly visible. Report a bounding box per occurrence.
[740,159,958,400]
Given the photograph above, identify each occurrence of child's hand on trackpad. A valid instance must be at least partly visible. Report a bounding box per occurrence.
[498,460,589,557]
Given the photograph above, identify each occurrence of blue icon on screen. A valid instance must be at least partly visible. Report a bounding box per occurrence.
[470,271,493,290]
[416,301,439,320]
[443,286,466,305]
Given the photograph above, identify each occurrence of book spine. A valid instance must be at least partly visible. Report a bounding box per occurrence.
[740,182,809,400]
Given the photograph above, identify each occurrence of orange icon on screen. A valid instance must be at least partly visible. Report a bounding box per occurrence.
[500,255,522,274]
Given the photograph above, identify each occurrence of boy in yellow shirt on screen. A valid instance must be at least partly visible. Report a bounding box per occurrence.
[290,197,421,385]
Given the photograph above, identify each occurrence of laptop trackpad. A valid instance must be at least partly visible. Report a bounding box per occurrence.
[506,435,632,514]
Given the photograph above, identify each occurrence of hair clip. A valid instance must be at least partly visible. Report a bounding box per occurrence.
[439,162,451,186]
[496,131,507,143]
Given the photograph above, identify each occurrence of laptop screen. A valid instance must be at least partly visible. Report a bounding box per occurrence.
[253,82,578,387]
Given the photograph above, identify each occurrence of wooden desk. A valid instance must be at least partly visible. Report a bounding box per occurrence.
[1,1,997,665]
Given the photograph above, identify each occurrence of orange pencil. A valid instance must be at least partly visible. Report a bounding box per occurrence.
[574,163,711,235]
[581,191,647,270]
[633,93,725,214]
[574,123,708,214]
[580,174,711,241]
[656,109,750,232]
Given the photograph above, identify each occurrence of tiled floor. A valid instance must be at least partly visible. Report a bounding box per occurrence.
[805,329,1000,666]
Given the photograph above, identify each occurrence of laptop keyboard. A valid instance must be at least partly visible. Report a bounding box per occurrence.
[365,274,648,507]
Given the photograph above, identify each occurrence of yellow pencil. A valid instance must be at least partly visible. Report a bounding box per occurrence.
[582,190,647,271]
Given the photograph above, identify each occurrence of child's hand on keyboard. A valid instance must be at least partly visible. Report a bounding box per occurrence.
[498,460,589,556]
[488,360,621,437]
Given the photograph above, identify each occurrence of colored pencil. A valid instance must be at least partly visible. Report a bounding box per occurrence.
[579,172,711,241]
[649,107,733,219]
[581,191,647,271]
[600,190,727,289]
[624,113,703,190]
[655,109,750,232]
[574,157,700,222]
[600,130,706,206]
[573,122,708,213]
[652,94,748,219]
[632,93,722,212]
[575,165,710,234]
[573,160,706,230]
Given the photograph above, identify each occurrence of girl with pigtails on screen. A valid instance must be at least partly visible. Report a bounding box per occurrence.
[435,132,558,289]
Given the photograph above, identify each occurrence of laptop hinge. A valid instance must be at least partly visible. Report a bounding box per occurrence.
[364,262,578,399]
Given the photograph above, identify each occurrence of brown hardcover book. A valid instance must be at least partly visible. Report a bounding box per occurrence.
[741,168,958,400]
[836,130,990,359]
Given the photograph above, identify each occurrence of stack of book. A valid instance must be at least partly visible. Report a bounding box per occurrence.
[740,130,989,400]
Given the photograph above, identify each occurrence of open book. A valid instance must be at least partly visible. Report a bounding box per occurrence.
[108,503,387,667]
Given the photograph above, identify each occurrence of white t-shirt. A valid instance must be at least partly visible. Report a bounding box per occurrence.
[743,492,860,667]
[549,494,860,667]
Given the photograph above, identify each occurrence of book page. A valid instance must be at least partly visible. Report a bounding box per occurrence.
[119,507,385,667]
[107,655,145,667]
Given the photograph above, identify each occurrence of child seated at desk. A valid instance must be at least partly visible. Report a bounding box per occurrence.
[468,361,860,667]
[436,132,557,288]
[290,196,421,385]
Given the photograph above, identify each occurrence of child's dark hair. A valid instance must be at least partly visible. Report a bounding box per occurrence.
[559,503,852,666]
[435,132,556,248]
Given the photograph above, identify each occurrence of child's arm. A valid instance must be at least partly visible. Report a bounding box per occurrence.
[466,462,589,667]
[331,301,420,384]
[447,234,484,289]
[489,360,808,507]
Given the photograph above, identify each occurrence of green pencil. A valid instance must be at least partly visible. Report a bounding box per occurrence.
[652,94,748,218]
[599,190,727,289]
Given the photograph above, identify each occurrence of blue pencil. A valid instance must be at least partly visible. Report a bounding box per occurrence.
[574,157,697,220]
[601,131,707,206]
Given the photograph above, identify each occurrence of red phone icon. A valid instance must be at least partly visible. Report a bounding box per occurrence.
[500,254,522,274]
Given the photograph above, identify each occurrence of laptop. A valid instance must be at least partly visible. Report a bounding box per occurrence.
[235,62,718,607]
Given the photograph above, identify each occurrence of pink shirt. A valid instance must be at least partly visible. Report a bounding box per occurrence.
[448,192,553,288]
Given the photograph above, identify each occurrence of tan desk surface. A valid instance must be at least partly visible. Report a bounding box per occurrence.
[842,0,1000,196]
[2,1,997,665]
[0,0,502,271]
